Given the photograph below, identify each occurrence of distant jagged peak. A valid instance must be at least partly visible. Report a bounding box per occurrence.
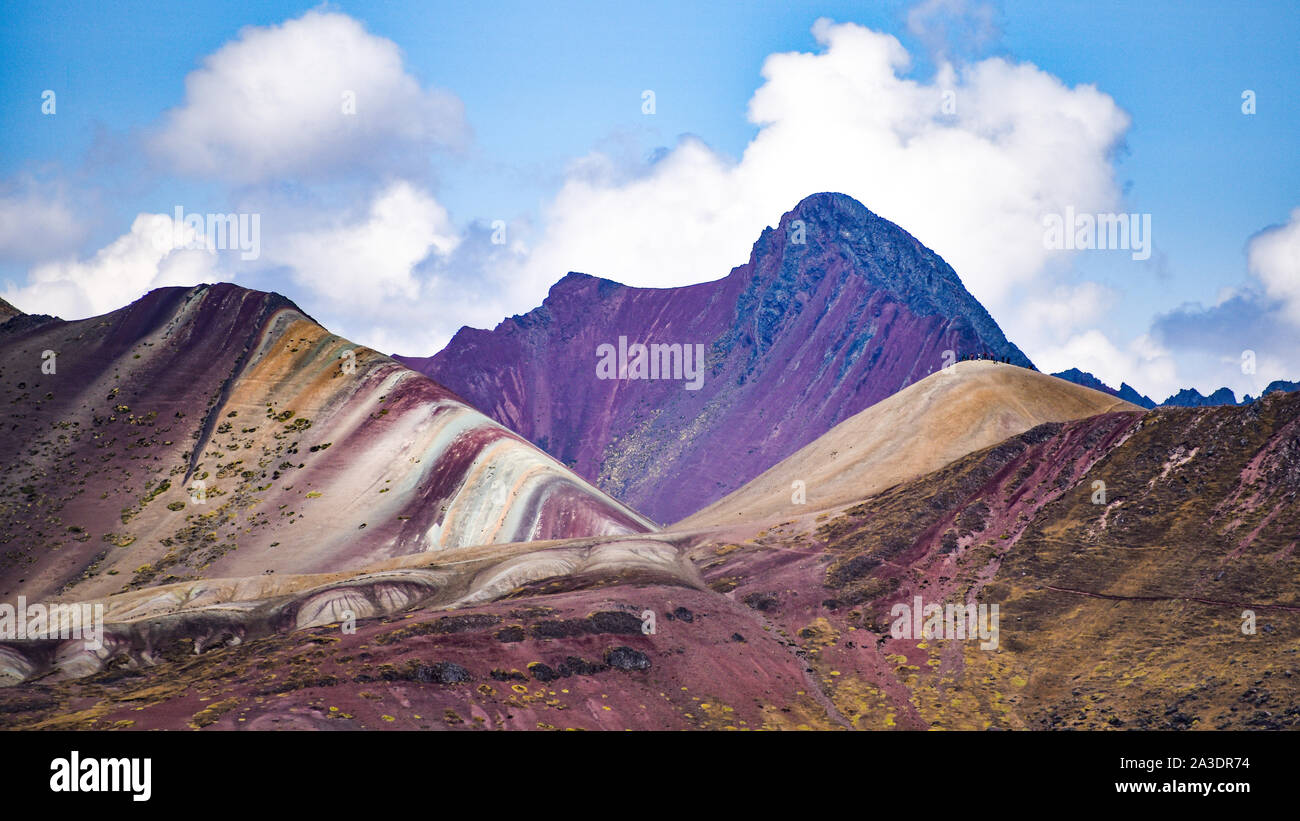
[1051,368,1156,409]
[749,191,959,291]
[1161,386,1238,407]
[1053,366,1300,409]
[1249,379,1300,403]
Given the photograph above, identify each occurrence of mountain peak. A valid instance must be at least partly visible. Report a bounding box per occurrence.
[411,192,1034,522]
[784,191,881,224]
[1162,386,1239,407]
[756,192,886,254]
[1051,368,1157,409]
[738,192,1033,370]
[146,281,312,322]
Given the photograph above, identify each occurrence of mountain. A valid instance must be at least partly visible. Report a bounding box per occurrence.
[1162,386,1240,407]
[0,283,652,604]
[7,380,1296,729]
[1158,382,1300,407]
[4,205,1292,729]
[399,192,1033,523]
[1054,368,1300,409]
[1246,380,1300,403]
[1050,367,1155,408]
[679,361,1139,529]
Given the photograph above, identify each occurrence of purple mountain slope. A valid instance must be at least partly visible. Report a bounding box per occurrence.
[398,192,1034,524]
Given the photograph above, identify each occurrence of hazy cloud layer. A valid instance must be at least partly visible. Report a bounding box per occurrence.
[0,179,87,263]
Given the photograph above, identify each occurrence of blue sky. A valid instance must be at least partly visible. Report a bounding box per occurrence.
[2,1,1298,400]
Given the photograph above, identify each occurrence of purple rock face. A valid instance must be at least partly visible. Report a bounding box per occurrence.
[400,192,1033,524]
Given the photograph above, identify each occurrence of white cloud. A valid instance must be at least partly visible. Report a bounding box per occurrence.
[503,19,1131,349]
[265,180,458,312]
[1247,207,1300,325]
[150,10,466,183]
[1035,328,1179,400]
[1014,281,1115,347]
[0,180,86,263]
[1,214,223,319]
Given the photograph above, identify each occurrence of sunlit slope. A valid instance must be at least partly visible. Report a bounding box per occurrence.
[677,361,1139,529]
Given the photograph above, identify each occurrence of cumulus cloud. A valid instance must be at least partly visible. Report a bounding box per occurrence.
[1035,328,1180,401]
[7,15,1138,365]
[265,180,459,312]
[2,4,481,354]
[1,214,224,319]
[1014,281,1115,344]
[150,9,466,183]
[503,18,1131,349]
[1247,208,1300,325]
[241,179,513,355]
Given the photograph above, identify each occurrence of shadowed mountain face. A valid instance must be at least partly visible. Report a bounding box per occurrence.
[400,192,1032,523]
[5,388,1295,729]
[0,284,652,604]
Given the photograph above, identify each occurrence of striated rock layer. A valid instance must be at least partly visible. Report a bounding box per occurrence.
[0,284,653,603]
[3,389,1297,729]
[400,192,1032,523]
